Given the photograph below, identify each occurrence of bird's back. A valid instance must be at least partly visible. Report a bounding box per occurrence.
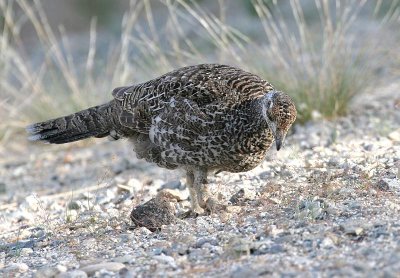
[112,64,273,114]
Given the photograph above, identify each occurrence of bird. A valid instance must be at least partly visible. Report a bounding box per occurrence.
[27,64,297,215]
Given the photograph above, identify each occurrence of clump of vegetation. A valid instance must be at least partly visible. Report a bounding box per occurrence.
[248,0,399,123]
[0,0,398,143]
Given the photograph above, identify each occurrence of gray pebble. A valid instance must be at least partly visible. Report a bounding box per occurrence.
[112,255,136,264]
[35,266,64,278]
[230,265,258,278]
[4,262,29,274]
[20,247,34,256]
[160,180,182,190]
[0,182,6,194]
[1,239,36,251]
[80,262,126,276]
[229,188,256,205]
[56,270,88,278]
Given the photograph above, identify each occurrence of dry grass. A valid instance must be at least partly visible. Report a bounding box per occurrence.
[248,0,400,122]
[0,0,398,143]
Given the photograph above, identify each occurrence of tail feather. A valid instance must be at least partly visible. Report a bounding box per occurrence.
[27,101,115,144]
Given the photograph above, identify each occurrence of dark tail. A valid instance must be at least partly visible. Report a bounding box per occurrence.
[26,101,115,144]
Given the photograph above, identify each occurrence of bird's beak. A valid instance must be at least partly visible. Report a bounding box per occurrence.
[275,129,286,151]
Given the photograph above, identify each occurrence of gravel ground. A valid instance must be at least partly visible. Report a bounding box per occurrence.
[0,83,399,277]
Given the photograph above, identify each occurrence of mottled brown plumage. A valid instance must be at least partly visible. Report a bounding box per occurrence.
[27,64,297,214]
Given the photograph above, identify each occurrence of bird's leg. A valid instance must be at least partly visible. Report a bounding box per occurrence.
[186,170,205,215]
[193,168,210,210]
[193,168,227,214]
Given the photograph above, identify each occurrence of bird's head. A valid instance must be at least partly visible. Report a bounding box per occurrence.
[262,90,297,151]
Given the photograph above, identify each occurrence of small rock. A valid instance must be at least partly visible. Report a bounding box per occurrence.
[57,270,88,278]
[1,239,36,251]
[375,179,390,191]
[297,198,329,220]
[4,262,29,274]
[224,237,252,258]
[341,223,365,236]
[153,254,177,268]
[0,182,6,194]
[160,180,182,190]
[376,178,400,193]
[229,188,256,205]
[67,201,81,210]
[253,243,285,255]
[320,237,335,249]
[362,143,374,151]
[113,255,135,264]
[118,268,138,277]
[327,157,342,167]
[35,266,63,277]
[119,233,136,243]
[195,237,219,248]
[130,190,177,232]
[12,166,26,177]
[265,225,285,237]
[22,194,42,212]
[82,238,97,248]
[127,178,143,192]
[80,262,126,276]
[112,158,135,174]
[20,247,34,256]
[150,247,164,256]
[165,242,190,256]
[30,227,46,239]
[230,265,258,278]
[388,129,400,141]
[265,244,285,254]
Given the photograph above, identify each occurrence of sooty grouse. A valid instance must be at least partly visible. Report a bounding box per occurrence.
[27,64,297,214]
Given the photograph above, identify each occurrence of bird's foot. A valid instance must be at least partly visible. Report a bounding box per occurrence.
[179,198,227,218]
[192,205,206,215]
[179,205,205,219]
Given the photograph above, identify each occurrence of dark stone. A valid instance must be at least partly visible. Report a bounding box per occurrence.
[375,179,390,191]
[130,191,177,232]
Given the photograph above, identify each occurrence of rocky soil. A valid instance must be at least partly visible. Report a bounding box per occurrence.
[0,83,399,277]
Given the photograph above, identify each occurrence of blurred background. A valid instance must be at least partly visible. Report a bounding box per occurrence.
[0,0,399,154]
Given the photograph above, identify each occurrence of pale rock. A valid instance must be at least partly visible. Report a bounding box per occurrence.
[4,262,29,274]
[80,262,126,275]
[56,270,88,278]
[20,247,34,256]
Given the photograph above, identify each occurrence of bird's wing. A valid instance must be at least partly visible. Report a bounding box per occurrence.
[111,64,273,132]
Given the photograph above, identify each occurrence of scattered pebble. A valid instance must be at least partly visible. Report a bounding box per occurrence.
[4,262,29,274]
[57,270,88,278]
[80,262,126,276]
[229,188,256,205]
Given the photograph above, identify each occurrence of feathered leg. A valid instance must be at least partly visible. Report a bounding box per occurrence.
[186,170,205,215]
[193,168,210,209]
